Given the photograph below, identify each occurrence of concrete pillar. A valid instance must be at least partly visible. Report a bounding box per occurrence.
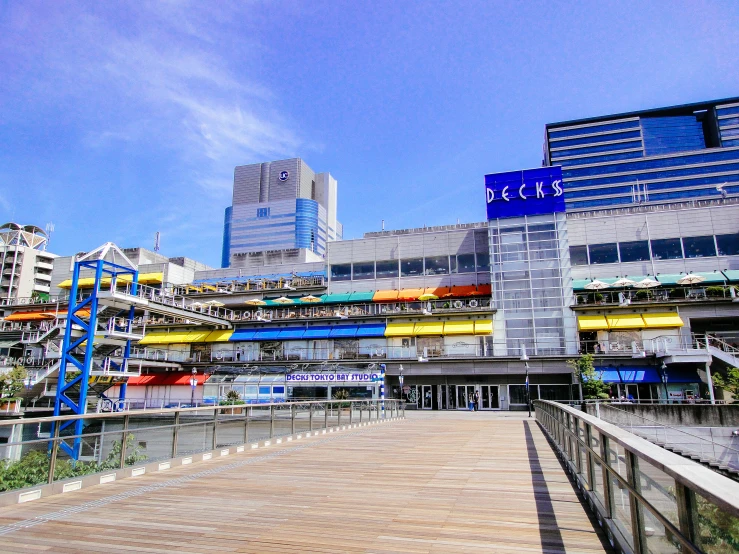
[705,362,716,405]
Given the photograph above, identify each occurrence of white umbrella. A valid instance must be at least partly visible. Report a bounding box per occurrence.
[299,295,322,303]
[244,298,266,306]
[273,296,293,304]
[634,278,660,288]
[612,278,637,287]
[584,279,610,290]
[203,300,225,307]
[677,274,706,286]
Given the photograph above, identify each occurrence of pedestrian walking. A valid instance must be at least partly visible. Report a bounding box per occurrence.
[474,390,480,411]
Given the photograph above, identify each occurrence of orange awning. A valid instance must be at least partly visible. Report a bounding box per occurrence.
[424,286,451,297]
[397,288,424,301]
[373,290,399,302]
[444,285,477,298]
[3,311,56,322]
[476,284,492,296]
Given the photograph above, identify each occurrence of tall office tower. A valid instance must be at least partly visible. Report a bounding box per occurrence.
[221,158,342,268]
[544,97,739,211]
[0,223,57,301]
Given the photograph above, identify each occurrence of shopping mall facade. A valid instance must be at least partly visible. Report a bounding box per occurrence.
[4,97,739,412]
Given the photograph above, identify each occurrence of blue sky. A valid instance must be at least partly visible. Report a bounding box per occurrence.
[1,1,738,267]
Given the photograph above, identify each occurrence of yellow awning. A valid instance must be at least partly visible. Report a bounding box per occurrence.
[577,315,609,331]
[414,322,444,336]
[185,330,212,343]
[385,322,416,337]
[139,331,192,345]
[474,320,493,335]
[205,330,233,342]
[606,314,645,330]
[57,272,163,289]
[443,320,475,335]
[642,313,684,328]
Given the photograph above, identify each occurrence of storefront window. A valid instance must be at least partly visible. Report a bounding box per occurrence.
[352,262,375,280]
[588,243,619,264]
[618,240,651,262]
[682,235,716,258]
[716,233,739,256]
[476,252,490,271]
[375,260,399,278]
[330,263,352,281]
[401,258,423,276]
[424,256,449,275]
[456,253,476,273]
[570,245,588,265]
[650,238,683,259]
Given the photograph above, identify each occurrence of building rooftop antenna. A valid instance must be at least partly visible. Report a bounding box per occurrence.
[44,222,55,251]
[154,231,161,253]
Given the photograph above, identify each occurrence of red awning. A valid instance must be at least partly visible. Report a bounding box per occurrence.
[443,285,478,298]
[476,284,492,296]
[127,374,208,386]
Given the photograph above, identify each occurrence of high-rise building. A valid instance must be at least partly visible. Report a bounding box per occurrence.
[221,158,342,268]
[544,97,739,211]
[0,223,57,301]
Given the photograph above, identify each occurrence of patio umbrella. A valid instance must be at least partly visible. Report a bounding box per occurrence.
[244,298,266,306]
[612,278,637,287]
[584,279,610,290]
[273,296,293,304]
[203,300,225,307]
[189,301,203,308]
[634,278,660,288]
[418,293,439,301]
[299,295,321,303]
[677,273,706,286]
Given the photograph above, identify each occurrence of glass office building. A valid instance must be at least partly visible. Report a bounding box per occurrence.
[545,98,739,211]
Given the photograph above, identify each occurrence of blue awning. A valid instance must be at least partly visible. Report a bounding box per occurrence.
[302,325,333,339]
[277,327,306,340]
[666,368,701,383]
[252,328,282,341]
[596,366,661,383]
[329,325,359,338]
[356,323,386,338]
[230,329,256,341]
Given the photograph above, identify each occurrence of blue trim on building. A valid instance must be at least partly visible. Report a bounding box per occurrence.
[221,206,232,268]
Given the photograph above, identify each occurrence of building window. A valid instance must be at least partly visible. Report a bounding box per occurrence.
[455,253,476,273]
[682,236,716,258]
[588,243,619,264]
[650,238,683,260]
[352,262,375,280]
[569,246,588,266]
[330,264,351,281]
[424,256,449,275]
[257,207,270,218]
[400,258,424,277]
[375,260,399,279]
[618,240,651,262]
[716,233,739,256]
[476,253,490,272]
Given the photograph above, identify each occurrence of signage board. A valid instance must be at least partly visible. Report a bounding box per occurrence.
[286,372,383,384]
[485,166,565,220]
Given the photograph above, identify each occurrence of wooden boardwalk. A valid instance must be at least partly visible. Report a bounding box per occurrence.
[0,412,612,553]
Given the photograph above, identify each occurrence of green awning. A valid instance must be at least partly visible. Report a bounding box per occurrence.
[347,291,375,302]
[657,272,726,286]
[572,279,590,291]
[320,293,352,304]
[694,272,727,284]
[723,270,739,283]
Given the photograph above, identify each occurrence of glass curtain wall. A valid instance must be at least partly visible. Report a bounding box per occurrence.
[489,213,577,356]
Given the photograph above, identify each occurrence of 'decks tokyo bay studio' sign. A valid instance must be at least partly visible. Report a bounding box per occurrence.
[286,373,383,383]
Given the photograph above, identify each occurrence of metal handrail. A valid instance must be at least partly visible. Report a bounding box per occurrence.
[535,400,739,554]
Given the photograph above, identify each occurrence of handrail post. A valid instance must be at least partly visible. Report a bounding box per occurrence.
[626,451,647,553]
[338,403,342,427]
[291,404,296,435]
[269,405,275,438]
[584,422,594,491]
[349,401,353,425]
[243,407,249,444]
[309,403,313,431]
[48,420,61,484]
[324,402,328,429]
[212,408,219,450]
[600,435,614,521]
[171,410,180,459]
[675,483,699,548]
[119,414,130,469]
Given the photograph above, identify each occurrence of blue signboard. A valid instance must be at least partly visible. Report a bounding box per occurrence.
[485,166,565,220]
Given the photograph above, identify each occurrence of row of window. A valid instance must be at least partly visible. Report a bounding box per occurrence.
[570,233,739,265]
[566,184,739,210]
[565,174,739,199]
[550,140,643,160]
[548,120,640,140]
[330,253,490,281]
[565,161,739,188]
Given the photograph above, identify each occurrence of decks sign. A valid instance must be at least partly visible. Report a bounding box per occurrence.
[485,166,565,220]
[286,372,382,383]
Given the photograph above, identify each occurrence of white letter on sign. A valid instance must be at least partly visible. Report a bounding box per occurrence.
[552,180,563,196]
[519,184,527,199]
[502,186,510,201]
[536,181,544,198]
[486,187,494,203]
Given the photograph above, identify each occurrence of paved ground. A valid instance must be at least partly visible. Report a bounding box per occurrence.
[0,411,613,553]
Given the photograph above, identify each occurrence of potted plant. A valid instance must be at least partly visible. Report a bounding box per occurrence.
[635,289,649,301]
[219,390,246,413]
[332,388,351,412]
[705,286,726,298]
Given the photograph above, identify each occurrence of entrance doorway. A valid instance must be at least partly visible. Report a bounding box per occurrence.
[455,385,500,410]
[421,385,433,409]
[480,385,500,409]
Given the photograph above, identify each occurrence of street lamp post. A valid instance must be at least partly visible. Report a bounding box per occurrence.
[521,346,531,418]
[189,368,198,407]
[398,365,404,402]
[661,362,669,404]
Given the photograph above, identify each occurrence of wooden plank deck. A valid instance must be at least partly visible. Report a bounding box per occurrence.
[0,412,612,553]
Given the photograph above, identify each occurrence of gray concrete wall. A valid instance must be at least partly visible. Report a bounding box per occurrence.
[586,403,739,427]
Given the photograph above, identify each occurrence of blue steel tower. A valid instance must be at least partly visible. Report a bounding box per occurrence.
[544,97,739,211]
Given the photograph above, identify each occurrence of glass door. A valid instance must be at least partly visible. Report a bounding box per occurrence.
[480,385,500,410]
[422,385,433,409]
[456,385,476,410]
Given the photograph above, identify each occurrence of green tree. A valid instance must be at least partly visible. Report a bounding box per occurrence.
[0,365,28,400]
[711,367,739,404]
[568,354,610,399]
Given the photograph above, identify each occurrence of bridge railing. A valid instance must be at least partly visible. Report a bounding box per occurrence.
[0,399,403,504]
[535,400,739,554]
